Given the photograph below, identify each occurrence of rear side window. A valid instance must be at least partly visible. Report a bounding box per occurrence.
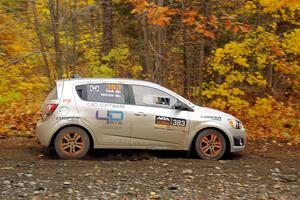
[76,83,127,104]
[46,87,57,100]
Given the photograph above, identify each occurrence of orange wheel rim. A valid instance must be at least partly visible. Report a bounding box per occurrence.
[200,133,222,158]
[60,131,85,156]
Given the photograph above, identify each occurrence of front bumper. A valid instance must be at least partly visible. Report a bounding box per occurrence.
[228,128,246,152]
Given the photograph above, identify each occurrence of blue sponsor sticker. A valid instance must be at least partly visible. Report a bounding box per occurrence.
[96,110,124,124]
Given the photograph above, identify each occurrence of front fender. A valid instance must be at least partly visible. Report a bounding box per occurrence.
[187,121,234,151]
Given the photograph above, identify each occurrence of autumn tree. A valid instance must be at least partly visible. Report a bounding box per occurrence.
[0,0,299,142]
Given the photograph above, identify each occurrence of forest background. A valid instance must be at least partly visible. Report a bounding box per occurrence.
[0,0,299,143]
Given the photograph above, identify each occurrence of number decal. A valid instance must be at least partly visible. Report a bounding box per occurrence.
[155,116,187,128]
[171,118,186,127]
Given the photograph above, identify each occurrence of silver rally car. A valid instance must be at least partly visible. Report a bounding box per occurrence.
[36,78,246,160]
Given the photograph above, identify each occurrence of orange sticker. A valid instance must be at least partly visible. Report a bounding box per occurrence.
[106,84,122,91]
[62,99,72,104]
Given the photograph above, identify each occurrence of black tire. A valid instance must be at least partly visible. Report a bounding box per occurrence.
[194,129,227,160]
[54,126,90,159]
[43,146,55,157]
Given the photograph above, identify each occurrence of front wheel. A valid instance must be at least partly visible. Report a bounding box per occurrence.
[54,126,90,159]
[194,129,227,160]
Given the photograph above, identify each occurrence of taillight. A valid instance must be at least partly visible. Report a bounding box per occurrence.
[44,104,58,116]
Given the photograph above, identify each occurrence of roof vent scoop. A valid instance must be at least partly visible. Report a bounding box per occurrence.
[71,75,81,79]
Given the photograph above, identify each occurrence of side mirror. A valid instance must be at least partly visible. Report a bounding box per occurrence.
[173,101,194,111]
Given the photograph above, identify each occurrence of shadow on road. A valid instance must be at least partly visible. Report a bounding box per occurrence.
[39,146,243,161]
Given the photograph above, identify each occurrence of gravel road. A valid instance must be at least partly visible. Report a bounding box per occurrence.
[0,137,299,200]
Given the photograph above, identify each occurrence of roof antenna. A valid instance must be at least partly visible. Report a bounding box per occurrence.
[71,74,81,79]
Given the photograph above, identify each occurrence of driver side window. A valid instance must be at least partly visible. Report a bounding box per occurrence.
[132,85,177,108]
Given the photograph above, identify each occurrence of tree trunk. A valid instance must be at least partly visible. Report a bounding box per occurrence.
[196,35,205,103]
[71,0,78,75]
[49,0,63,79]
[152,0,165,84]
[182,0,191,98]
[31,0,51,80]
[102,0,113,57]
[183,34,191,98]
[141,13,151,74]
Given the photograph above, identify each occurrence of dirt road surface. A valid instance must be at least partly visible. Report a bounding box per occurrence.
[0,137,299,200]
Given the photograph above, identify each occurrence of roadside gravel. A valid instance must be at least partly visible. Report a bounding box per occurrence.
[0,137,299,200]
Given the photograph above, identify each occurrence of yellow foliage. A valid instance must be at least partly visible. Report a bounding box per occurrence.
[245,97,300,142]
[202,6,300,142]
[240,0,300,25]
[225,71,245,84]
[246,73,267,86]
[244,1,257,13]
[247,96,274,118]
[282,29,300,54]
[234,57,249,68]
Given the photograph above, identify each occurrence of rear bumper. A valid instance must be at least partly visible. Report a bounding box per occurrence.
[36,120,55,147]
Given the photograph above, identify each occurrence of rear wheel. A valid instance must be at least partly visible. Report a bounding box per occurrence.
[194,129,226,160]
[54,126,90,159]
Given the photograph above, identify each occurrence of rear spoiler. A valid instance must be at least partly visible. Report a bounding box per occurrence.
[71,75,81,79]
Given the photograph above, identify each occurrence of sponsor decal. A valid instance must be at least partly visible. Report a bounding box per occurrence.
[201,116,222,121]
[155,115,187,130]
[90,85,100,92]
[89,84,123,98]
[155,116,171,125]
[87,102,125,109]
[101,84,123,98]
[106,84,122,92]
[62,99,72,104]
[96,110,124,125]
[56,116,79,121]
[58,106,69,116]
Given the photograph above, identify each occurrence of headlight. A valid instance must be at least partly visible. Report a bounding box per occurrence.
[228,119,242,129]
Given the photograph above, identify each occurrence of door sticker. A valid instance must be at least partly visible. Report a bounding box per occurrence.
[96,110,124,125]
[87,102,125,109]
[171,118,186,127]
[155,115,187,131]
[99,84,123,98]
[90,85,100,92]
[155,116,171,126]
[62,99,72,104]
[201,116,221,121]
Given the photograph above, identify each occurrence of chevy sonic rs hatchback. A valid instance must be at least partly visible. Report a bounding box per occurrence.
[36,78,246,160]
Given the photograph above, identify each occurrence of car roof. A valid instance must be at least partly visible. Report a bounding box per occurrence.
[56,78,160,87]
[56,77,195,107]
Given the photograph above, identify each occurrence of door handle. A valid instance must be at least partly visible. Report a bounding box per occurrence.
[134,112,147,117]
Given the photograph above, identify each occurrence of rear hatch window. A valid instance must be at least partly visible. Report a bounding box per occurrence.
[46,87,57,100]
